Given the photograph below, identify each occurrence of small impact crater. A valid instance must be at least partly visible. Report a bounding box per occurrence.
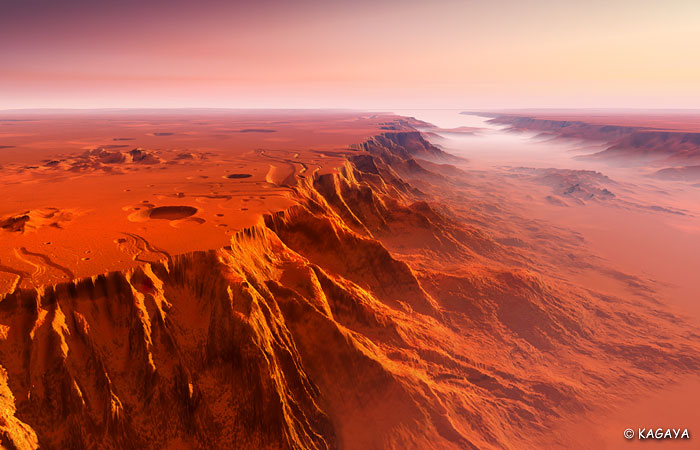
[148,206,198,220]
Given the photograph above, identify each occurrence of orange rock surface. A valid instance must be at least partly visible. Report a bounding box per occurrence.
[0,111,698,449]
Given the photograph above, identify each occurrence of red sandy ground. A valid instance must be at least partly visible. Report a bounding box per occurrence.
[0,110,406,291]
[0,111,698,450]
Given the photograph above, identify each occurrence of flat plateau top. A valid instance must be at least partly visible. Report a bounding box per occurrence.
[0,111,409,292]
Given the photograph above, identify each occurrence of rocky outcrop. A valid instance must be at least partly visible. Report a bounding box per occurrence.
[597,130,700,163]
[484,114,700,165]
[484,115,642,141]
[354,131,459,163]
[1,131,699,449]
[0,366,38,450]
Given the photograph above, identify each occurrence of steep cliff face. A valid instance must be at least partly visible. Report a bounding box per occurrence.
[598,130,700,163]
[485,116,642,141]
[486,115,700,165]
[0,366,38,450]
[354,131,459,163]
[1,131,699,449]
[652,164,700,181]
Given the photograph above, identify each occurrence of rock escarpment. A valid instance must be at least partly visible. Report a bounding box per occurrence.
[484,114,700,166]
[1,131,699,450]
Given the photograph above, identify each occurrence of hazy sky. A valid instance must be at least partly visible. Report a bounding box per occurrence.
[2,0,699,109]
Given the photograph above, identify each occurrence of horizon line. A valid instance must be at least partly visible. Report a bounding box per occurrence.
[2,106,700,113]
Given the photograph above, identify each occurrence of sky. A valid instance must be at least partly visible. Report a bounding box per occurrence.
[1,0,699,110]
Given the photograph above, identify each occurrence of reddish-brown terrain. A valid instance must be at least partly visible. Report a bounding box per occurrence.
[1,110,699,449]
[479,110,700,168]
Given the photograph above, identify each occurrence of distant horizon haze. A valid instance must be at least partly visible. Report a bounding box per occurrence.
[2,0,699,109]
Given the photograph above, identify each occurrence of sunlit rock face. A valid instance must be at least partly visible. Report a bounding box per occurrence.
[1,112,699,450]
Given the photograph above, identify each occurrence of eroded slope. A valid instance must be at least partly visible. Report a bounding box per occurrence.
[0,130,698,450]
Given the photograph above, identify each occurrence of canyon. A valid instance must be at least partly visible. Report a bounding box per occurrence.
[479,111,700,171]
[0,110,698,449]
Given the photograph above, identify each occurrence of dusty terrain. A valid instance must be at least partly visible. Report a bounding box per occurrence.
[479,110,700,169]
[0,110,699,449]
[0,110,416,291]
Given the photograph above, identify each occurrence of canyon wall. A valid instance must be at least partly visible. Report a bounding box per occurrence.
[485,114,700,166]
[1,132,698,449]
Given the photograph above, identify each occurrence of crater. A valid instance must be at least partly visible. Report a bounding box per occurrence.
[227,173,253,179]
[148,206,198,220]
